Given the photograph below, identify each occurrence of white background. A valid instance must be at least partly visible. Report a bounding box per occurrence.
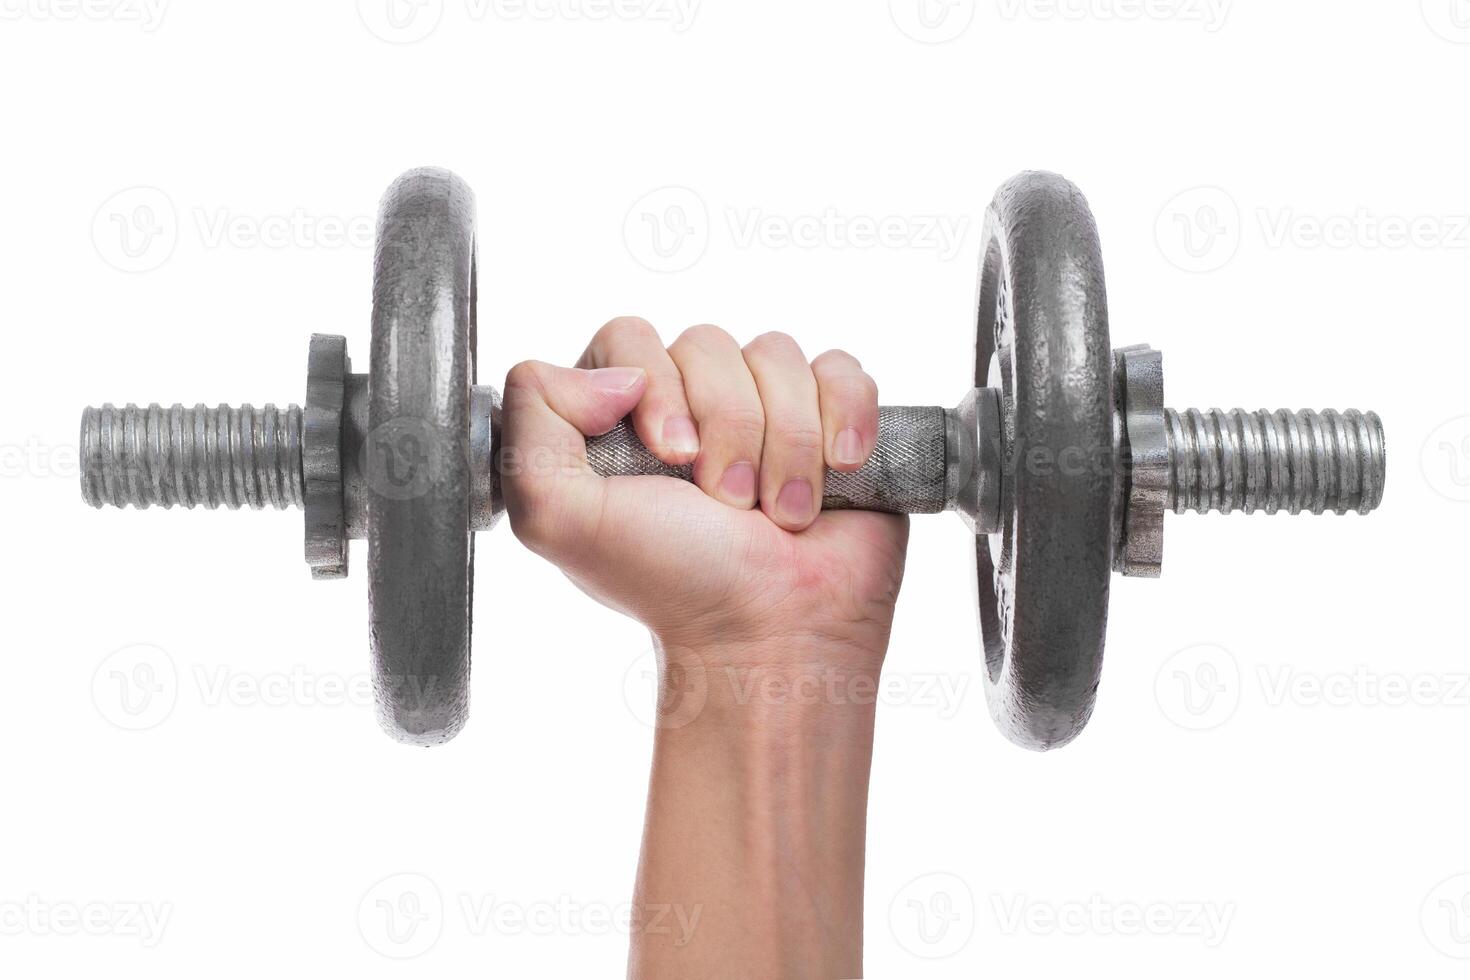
[2,1,1467,976]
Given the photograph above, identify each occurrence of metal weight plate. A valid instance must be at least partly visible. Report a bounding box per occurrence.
[974,172,1114,751]
[367,168,478,745]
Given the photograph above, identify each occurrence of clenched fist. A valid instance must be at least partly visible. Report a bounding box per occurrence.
[500,316,909,668]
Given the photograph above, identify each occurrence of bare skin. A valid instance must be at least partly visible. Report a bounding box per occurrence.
[501,317,908,978]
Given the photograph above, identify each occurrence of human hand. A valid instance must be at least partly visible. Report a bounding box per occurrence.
[499,316,910,672]
[502,316,907,977]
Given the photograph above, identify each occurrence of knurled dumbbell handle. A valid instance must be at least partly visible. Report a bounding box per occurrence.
[584,406,951,514]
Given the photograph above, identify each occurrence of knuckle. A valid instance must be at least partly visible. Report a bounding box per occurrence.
[812,348,862,373]
[744,330,802,360]
[767,414,826,456]
[641,363,688,395]
[709,404,766,445]
[508,497,562,554]
[597,315,659,347]
[821,373,879,406]
[503,359,549,396]
[673,322,736,354]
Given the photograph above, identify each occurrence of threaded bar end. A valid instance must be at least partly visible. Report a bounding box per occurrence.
[1163,408,1385,516]
[80,403,306,511]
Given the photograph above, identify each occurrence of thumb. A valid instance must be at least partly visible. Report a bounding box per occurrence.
[499,361,648,560]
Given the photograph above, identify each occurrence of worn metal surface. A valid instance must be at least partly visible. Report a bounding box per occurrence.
[366,167,477,746]
[1164,408,1385,515]
[1114,346,1167,577]
[975,171,1116,752]
[80,402,304,510]
[304,334,349,579]
[469,385,502,532]
[341,373,371,540]
[948,387,1002,535]
[75,166,1393,751]
[583,406,955,515]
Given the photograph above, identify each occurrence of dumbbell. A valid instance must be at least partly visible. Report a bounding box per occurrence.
[79,168,1387,749]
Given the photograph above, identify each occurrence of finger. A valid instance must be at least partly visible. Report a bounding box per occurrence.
[500,359,647,562]
[668,324,764,510]
[577,316,698,465]
[743,332,824,532]
[811,349,879,471]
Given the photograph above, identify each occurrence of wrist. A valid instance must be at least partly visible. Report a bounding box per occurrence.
[634,634,877,977]
[648,632,891,733]
[649,631,887,746]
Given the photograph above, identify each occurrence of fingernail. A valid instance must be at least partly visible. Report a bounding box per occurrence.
[720,462,756,506]
[662,416,700,456]
[587,367,645,392]
[776,478,814,526]
[834,427,865,466]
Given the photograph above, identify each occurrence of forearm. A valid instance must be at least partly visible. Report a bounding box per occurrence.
[628,640,881,980]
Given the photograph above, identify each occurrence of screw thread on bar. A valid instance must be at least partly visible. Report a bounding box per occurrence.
[1163,408,1385,516]
[80,403,305,511]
